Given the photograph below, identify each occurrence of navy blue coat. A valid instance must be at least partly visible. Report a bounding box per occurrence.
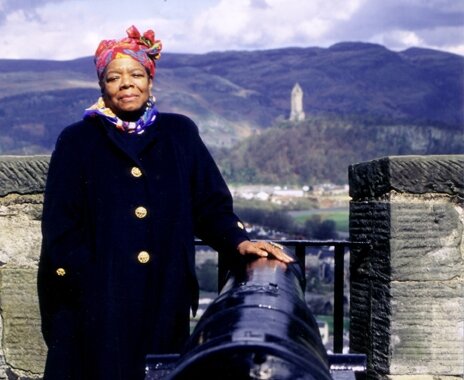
[38,113,249,380]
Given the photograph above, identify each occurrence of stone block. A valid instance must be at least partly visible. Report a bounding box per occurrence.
[0,267,47,378]
[0,157,48,379]
[349,155,464,200]
[0,156,49,197]
[390,281,463,375]
[349,155,464,380]
[390,198,463,282]
[0,194,44,267]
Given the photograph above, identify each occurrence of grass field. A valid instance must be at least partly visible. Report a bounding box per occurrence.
[290,208,349,233]
[316,315,350,335]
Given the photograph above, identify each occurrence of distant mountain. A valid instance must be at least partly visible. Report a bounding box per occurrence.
[0,42,462,182]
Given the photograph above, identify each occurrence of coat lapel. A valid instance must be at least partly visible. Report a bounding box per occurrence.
[93,117,160,166]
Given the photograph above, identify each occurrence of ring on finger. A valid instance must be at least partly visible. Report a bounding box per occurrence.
[268,241,284,250]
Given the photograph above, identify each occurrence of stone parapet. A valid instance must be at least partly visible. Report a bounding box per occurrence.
[349,155,464,380]
[1,153,463,379]
[0,156,49,380]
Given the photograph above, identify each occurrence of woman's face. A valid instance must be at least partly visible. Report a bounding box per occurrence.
[100,57,152,117]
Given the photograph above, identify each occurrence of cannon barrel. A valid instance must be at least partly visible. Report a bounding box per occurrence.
[149,253,333,379]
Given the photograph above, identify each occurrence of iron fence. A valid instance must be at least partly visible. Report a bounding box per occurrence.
[194,239,368,354]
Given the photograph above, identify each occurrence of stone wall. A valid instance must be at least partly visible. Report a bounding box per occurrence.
[1,154,463,380]
[349,155,464,380]
[0,156,49,380]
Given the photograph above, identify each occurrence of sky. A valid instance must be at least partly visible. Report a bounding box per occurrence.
[0,0,463,60]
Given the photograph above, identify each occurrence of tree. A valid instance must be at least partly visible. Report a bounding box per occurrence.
[304,217,338,239]
[197,259,218,292]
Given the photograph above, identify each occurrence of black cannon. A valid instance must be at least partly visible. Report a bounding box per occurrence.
[146,252,336,379]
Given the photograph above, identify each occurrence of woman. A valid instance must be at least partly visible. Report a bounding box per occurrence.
[38,25,292,380]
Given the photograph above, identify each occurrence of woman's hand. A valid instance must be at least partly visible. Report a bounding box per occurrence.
[236,240,294,264]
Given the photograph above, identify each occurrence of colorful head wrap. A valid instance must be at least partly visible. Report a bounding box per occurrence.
[94,25,162,80]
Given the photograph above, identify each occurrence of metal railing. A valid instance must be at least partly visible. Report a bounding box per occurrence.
[194,239,368,354]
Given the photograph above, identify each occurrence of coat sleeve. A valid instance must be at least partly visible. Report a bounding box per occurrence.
[186,120,250,253]
[38,126,93,344]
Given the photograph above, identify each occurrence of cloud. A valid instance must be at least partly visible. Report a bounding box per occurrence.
[178,0,364,52]
[367,0,463,30]
[329,0,464,54]
[0,0,462,59]
[0,0,172,59]
[0,0,67,23]
[250,0,270,10]
[0,2,99,59]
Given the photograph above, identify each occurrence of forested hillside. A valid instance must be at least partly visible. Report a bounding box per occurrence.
[214,117,463,185]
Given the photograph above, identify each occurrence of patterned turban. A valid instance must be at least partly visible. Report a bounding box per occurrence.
[94,25,162,80]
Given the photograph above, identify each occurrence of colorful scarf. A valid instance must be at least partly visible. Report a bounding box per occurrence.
[95,25,162,80]
[83,96,159,134]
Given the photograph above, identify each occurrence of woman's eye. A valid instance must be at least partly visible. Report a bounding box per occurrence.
[107,76,119,82]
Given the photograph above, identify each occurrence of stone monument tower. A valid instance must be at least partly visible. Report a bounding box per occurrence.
[289,83,305,122]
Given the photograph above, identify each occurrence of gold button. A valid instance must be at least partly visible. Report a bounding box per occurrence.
[56,268,66,276]
[237,221,245,230]
[137,251,150,264]
[135,206,148,218]
[131,167,142,178]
